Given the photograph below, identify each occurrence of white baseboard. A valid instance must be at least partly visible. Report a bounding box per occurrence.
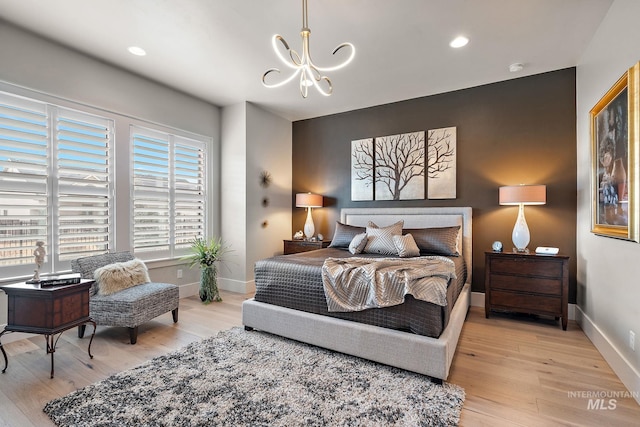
[471,292,576,320]
[575,306,640,405]
[217,277,255,294]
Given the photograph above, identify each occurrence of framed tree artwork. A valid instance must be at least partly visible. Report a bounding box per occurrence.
[351,138,374,201]
[374,132,425,200]
[427,127,457,199]
[590,61,639,242]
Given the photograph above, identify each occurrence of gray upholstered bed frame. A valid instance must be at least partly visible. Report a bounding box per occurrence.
[242,207,472,381]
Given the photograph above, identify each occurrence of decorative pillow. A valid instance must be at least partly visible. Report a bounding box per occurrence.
[403,226,460,256]
[328,222,365,248]
[348,232,368,254]
[393,234,420,258]
[94,258,150,296]
[363,220,404,255]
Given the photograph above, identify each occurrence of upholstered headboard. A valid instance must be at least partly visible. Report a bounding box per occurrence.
[340,207,472,284]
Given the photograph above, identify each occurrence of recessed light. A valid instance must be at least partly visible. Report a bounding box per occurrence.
[449,36,469,48]
[127,46,147,56]
[509,63,524,73]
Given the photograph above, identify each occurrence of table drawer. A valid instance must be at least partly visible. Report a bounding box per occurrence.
[489,274,562,296]
[490,290,561,315]
[490,257,562,278]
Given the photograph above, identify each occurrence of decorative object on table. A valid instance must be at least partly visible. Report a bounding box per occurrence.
[317,233,324,241]
[261,0,355,98]
[590,60,639,242]
[499,184,546,253]
[296,192,323,240]
[259,170,272,188]
[27,240,46,283]
[183,237,231,303]
[491,240,503,252]
[43,328,465,427]
[293,230,304,240]
[427,127,457,200]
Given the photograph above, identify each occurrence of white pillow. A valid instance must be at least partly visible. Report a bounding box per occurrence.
[363,220,404,255]
[348,232,368,254]
[393,234,420,258]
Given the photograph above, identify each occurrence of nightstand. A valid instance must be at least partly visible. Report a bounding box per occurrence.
[484,251,569,330]
[283,239,331,255]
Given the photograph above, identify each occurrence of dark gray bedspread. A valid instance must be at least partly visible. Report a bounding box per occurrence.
[253,248,467,337]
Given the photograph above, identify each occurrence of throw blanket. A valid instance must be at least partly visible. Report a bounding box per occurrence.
[322,256,456,312]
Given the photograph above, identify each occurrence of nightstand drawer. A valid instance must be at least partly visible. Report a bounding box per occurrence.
[490,257,562,278]
[490,274,562,296]
[490,290,561,315]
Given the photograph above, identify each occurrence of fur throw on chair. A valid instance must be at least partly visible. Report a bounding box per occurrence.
[94,258,150,296]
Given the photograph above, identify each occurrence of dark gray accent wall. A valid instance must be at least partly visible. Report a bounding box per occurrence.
[292,68,577,301]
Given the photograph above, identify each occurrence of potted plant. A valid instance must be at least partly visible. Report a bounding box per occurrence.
[184,237,230,304]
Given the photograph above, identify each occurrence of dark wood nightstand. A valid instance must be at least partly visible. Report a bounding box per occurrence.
[283,239,331,255]
[484,251,569,330]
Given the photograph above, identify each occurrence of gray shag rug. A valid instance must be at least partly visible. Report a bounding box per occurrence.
[44,328,464,426]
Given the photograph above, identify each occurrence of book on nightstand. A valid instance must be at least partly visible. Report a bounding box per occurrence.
[27,273,82,287]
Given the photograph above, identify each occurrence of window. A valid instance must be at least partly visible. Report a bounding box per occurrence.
[131,126,206,260]
[0,92,113,277]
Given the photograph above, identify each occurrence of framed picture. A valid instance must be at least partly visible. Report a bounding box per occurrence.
[590,61,639,241]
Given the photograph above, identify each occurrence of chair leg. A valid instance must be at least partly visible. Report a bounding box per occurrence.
[78,324,86,338]
[128,327,138,345]
[172,307,179,323]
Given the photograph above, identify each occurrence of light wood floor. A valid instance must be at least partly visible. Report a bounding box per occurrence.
[0,292,638,426]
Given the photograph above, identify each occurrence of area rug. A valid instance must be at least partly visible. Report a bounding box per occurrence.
[44,328,465,426]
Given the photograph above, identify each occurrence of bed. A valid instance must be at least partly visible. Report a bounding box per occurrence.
[242,207,472,381]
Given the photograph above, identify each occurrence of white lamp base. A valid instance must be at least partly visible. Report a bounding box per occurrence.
[512,204,530,252]
[303,207,315,240]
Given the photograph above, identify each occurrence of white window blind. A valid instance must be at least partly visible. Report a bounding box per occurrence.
[55,108,113,263]
[0,92,113,277]
[131,127,206,259]
[0,95,48,274]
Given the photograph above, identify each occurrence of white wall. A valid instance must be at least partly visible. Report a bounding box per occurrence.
[576,0,640,399]
[219,102,292,293]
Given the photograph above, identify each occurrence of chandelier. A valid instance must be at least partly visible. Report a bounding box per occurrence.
[262,0,355,98]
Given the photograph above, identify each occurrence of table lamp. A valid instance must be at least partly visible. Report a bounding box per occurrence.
[499,184,546,252]
[296,192,323,240]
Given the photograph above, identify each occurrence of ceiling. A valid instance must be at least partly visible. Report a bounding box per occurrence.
[0,0,613,122]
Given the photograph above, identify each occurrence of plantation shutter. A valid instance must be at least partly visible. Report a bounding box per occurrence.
[132,128,171,256]
[0,94,49,274]
[173,137,205,252]
[132,127,207,259]
[55,108,113,264]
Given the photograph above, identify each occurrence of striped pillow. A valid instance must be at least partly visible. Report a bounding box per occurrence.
[363,220,404,255]
[393,233,420,258]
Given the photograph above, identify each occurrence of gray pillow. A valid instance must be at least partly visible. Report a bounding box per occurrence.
[403,226,460,256]
[328,222,365,248]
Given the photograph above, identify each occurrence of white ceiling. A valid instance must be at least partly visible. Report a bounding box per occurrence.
[0,0,613,121]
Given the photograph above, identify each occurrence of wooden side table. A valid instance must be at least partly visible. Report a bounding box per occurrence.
[484,251,569,330]
[283,239,331,255]
[0,279,96,378]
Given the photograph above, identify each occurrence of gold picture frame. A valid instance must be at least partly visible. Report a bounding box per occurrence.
[591,61,639,241]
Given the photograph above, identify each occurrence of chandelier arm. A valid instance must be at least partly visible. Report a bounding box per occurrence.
[313,42,356,72]
[272,35,302,69]
[262,68,302,89]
